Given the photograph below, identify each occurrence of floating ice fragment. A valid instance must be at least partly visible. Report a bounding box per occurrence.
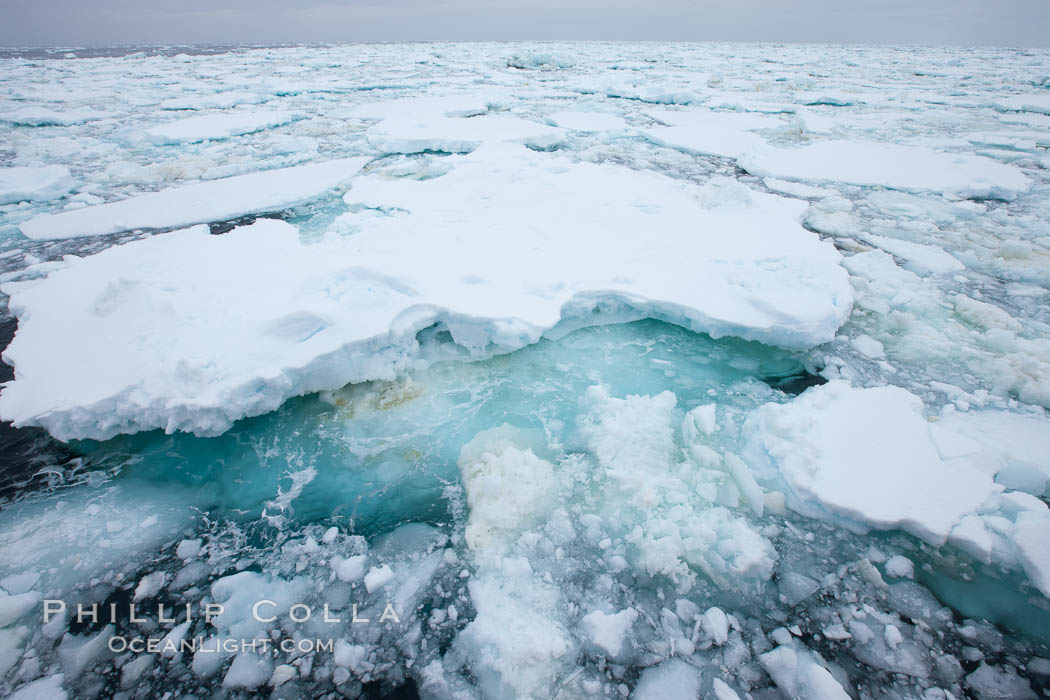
[365,114,566,154]
[176,539,202,560]
[643,109,782,160]
[363,564,394,593]
[458,426,556,551]
[0,107,113,126]
[746,381,1050,598]
[745,381,1000,545]
[759,643,851,700]
[547,110,628,132]
[581,608,638,657]
[740,141,1030,200]
[7,674,67,700]
[884,555,915,579]
[19,157,370,240]
[144,110,299,144]
[632,658,701,700]
[223,652,272,689]
[160,91,267,110]
[859,234,965,276]
[0,166,74,205]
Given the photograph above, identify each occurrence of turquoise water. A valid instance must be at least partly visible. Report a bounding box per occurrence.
[72,319,811,536]
[1,319,1047,700]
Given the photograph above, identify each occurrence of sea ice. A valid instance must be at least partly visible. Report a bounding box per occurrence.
[365,113,566,154]
[0,165,74,205]
[2,144,850,439]
[0,107,113,126]
[143,110,299,144]
[18,157,370,240]
[2,41,1049,700]
[857,233,965,276]
[581,608,638,657]
[632,658,701,700]
[745,381,999,545]
[159,91,268,110]
[759,642,851,700]
[643,108,783,160]
[740,140,1031,200]
[547,110,629,132]
[994,94,1050,115]
[458,426,556,550]
[745,380,1050,597]
[349,94,494,120]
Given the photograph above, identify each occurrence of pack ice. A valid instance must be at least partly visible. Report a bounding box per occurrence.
[745,380,1050,598]
[1,42,1050,700]
[143,109,300,144]
[17,158,370,240]
[0,143,851,439]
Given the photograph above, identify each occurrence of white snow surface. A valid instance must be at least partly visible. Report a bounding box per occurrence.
[644,108,784,160]
[143,110,299,144]
[365,113,566,153]
[746,381,1050,597]
[349,94,495,120]
[18,157,370,240]
[1,143,851,440]
[745,381,1000,545]
[0,166,74,205]
[548,110,629,132]
[740,140,1030,200]
[159,91,268,110]
[0,107,113,126]
[2,42,1050,700]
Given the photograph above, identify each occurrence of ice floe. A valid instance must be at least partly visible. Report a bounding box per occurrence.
[745,380,1050,597]
[1,41,1050,700]
[0,107,114,126]
[2,143,849,439]
[365,114,566,154]
[18,157,370,240]
[0,166,73,205]
[745,381,1000,544]
[547,110,629,132]
[159,91,268,110]
[643,108,784,160]
[143,110,299,144]
[740,141,1031,200]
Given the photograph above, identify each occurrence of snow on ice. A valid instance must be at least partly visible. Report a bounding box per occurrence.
[17,157,369,240]
[0,42,1049,700]
[1,143,850,439]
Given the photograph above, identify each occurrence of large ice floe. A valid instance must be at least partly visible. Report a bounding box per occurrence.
[739,141,1032,201]
[0,42,1049,700]
[0,142,850,440]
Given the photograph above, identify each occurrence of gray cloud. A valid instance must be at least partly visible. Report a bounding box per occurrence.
[1,0,1048,47]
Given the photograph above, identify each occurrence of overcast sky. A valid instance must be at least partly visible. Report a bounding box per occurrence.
[2,0,1048,47]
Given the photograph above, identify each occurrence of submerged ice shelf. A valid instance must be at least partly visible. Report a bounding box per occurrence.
[0,41,1049,700]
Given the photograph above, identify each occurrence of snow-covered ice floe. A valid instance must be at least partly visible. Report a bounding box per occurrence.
[745,380,1050,598]
[143,110,300,144]
[0,166,74,205]
[0,107,114,126]
[17,157,370,240]
[1,42,1049,700]
[0,142,851,439]
[366,114,566,153]
[739,140,1031,200]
